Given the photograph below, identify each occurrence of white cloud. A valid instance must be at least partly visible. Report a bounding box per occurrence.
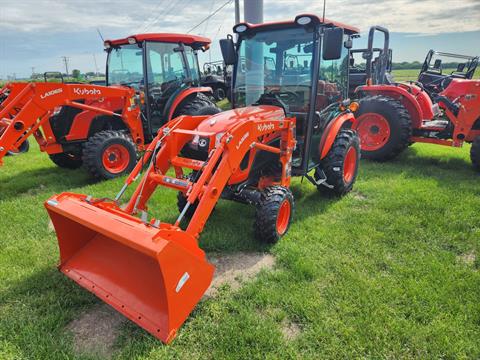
[0,0,478,77]
[0,0,478,36]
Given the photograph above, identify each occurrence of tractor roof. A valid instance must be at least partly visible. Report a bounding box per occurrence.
[107,33,211,47]
[235,14,360,35]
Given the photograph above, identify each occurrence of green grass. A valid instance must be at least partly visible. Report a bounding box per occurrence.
[392,68,480,82]
[1,141,479,359]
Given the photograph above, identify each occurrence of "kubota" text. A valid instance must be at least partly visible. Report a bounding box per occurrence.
[73,88,102,96]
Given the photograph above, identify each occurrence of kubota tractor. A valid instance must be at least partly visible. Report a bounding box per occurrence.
[417,50,479,97]
[352,27,480,170]
[45,14,361,343]
[0,33,219,179]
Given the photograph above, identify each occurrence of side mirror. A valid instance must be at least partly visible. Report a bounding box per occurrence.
[220,37,236,66]
[344,38,353,49]
[456,63,465,72]
[433,59,442,69]
[323,27,344,60]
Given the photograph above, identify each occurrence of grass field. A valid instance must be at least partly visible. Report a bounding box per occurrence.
[392,68,480,81]
[1,139,479,359]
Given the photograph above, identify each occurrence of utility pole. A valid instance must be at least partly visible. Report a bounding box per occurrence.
[243,0,263,24]
[61,56,70,76]
[243,0,263,105]
[92,53,99,76]
[31,67,35,77]
[234,0,240,25]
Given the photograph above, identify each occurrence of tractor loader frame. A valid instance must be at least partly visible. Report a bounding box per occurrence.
[0,82,140,164]
[0,33,219,179]
[46,14,362,343]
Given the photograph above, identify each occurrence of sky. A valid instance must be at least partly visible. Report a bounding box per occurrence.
[0,0,479,79]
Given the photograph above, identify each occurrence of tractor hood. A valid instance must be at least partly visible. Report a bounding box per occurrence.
[195,105,285,134]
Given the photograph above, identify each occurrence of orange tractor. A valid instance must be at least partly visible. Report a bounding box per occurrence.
[0,34,219,179]
[46,14,361,342]
[352,27,480,170]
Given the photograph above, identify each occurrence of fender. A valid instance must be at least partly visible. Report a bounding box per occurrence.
[319,112,355,159]
[65,97,125,141]
[356,84,434,128]
[167,87,213,121]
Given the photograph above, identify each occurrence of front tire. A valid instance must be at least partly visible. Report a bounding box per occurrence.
[355,95,412,161]
[254,186,294,244]
[318,129,360,196]
[6,139,29,155]
[82,130,137,180]
[471,137,480,172]
[175,93,221,117]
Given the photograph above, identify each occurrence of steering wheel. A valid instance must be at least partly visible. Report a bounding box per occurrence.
[439,77,453,92]
[268,89,301,104]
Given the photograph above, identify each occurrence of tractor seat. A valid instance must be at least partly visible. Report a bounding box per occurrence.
[315,81,340,111]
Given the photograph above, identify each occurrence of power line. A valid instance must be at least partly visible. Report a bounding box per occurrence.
[187,0,233,34]
[136,0,169,33]
[202,0,217,36]
[142,0,185,33]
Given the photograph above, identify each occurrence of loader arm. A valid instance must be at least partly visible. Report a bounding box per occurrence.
[0,83,141,164]
[45,109,296,343]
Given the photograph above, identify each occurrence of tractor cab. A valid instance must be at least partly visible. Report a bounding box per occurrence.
[221,15,359,175]
[418,50,479,95]
[105,34,212,138]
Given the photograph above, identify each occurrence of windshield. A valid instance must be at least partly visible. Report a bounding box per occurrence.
[427,52,476,75]
[107,44,144,87]
[234,27,315,111]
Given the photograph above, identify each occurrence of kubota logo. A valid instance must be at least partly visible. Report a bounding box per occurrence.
[73,87,102,96]
[40,88,63,99]
[257,123,275,132]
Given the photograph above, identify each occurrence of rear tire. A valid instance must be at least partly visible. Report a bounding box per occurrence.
[213,87,226,101]
[355,95,412,161]
[318,129,360,196]
[254,186,294,244]
[6,139,29,155]
[49,152,83,169]
[471,137,480,172]
[82,130,137,180]
[175,93,221,117]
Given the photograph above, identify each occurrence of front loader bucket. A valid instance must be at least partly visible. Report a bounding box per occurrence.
[45,193,214,343]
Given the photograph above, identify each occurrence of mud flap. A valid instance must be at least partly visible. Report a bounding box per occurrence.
[45,193,214,343]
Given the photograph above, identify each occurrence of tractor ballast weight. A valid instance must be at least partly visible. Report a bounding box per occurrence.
[0,33,219,179]
[47,14,362,342]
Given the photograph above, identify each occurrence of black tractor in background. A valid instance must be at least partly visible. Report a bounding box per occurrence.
[201,60,232,101]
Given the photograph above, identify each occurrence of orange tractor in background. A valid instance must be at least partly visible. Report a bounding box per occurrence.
[0,34,219,179]
[352,26,480,170]
[46,14,361,343]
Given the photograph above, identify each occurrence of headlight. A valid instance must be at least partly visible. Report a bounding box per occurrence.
[190,134,200,150]
[295,16,312,26]
[234,24,248,33]
[189,135,210,151]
